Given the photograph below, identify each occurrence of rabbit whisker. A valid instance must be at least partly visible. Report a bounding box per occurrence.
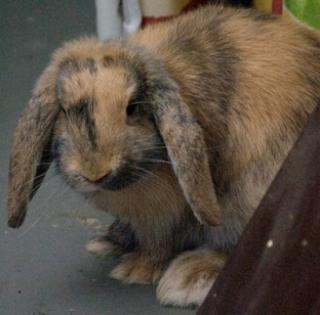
[132,166,177,199]
[25,175,59,197]
[140,158,172,165]
[18,184,70,238]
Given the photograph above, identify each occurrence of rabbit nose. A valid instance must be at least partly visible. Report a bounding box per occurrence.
[93,171,112,184]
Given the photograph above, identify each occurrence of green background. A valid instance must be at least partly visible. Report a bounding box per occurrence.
[285,0,320,29]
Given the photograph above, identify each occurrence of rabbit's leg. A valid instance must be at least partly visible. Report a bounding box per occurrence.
[109,251,167,284]
[86,220,169,283]
[109,226,177,284]
[109,210,204,284]
[108,229,202,284]
[156,249,227,307]
[86,219,137,257]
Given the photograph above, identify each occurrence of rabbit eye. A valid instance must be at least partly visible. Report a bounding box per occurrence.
[126,103,138,116]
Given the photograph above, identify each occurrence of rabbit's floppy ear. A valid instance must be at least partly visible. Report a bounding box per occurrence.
[151,80,222,226]
[7,67,60,228]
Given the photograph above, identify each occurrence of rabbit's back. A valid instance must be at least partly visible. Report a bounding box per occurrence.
[134,5,320,248]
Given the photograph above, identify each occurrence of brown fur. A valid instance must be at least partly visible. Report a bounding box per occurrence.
[110,252,165,284]
[157,249,226,306]
[7,5,320,307]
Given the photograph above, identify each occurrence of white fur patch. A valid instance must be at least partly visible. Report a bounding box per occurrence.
[157,249,224,307]
[157,274,214,307]
[85,238,115,257]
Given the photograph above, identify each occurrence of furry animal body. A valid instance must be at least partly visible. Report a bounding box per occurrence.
[7,5,320,307]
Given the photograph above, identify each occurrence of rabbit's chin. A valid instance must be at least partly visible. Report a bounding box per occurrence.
[97,175,141,191]
[63,167,145,194]
[68,180,134,194]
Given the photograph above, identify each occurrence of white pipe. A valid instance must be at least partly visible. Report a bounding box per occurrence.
[122,0,142,36]
[95,0,122,41]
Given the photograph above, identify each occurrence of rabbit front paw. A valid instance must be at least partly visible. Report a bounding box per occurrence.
[86,219,136,257]
[157,249,226,307]
[86,236,117,257]
[110,252,165,284]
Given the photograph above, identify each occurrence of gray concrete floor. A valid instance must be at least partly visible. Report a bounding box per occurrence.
[0,1,194,314]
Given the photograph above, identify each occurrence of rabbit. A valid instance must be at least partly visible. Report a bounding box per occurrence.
[7,4,320,308]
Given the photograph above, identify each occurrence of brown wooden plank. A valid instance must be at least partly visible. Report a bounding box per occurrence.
[198,104,320,315]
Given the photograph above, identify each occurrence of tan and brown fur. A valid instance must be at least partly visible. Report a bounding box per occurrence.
[7,5,320,307]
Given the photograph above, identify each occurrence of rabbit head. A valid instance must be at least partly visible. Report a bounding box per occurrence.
[7,37,221,228]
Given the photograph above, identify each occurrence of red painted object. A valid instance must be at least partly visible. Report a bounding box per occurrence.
[272,0,283,15]
[142,15,173,27]
[141,0,211,27]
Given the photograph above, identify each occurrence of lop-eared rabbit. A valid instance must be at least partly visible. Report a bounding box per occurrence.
[7,5,320,307]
